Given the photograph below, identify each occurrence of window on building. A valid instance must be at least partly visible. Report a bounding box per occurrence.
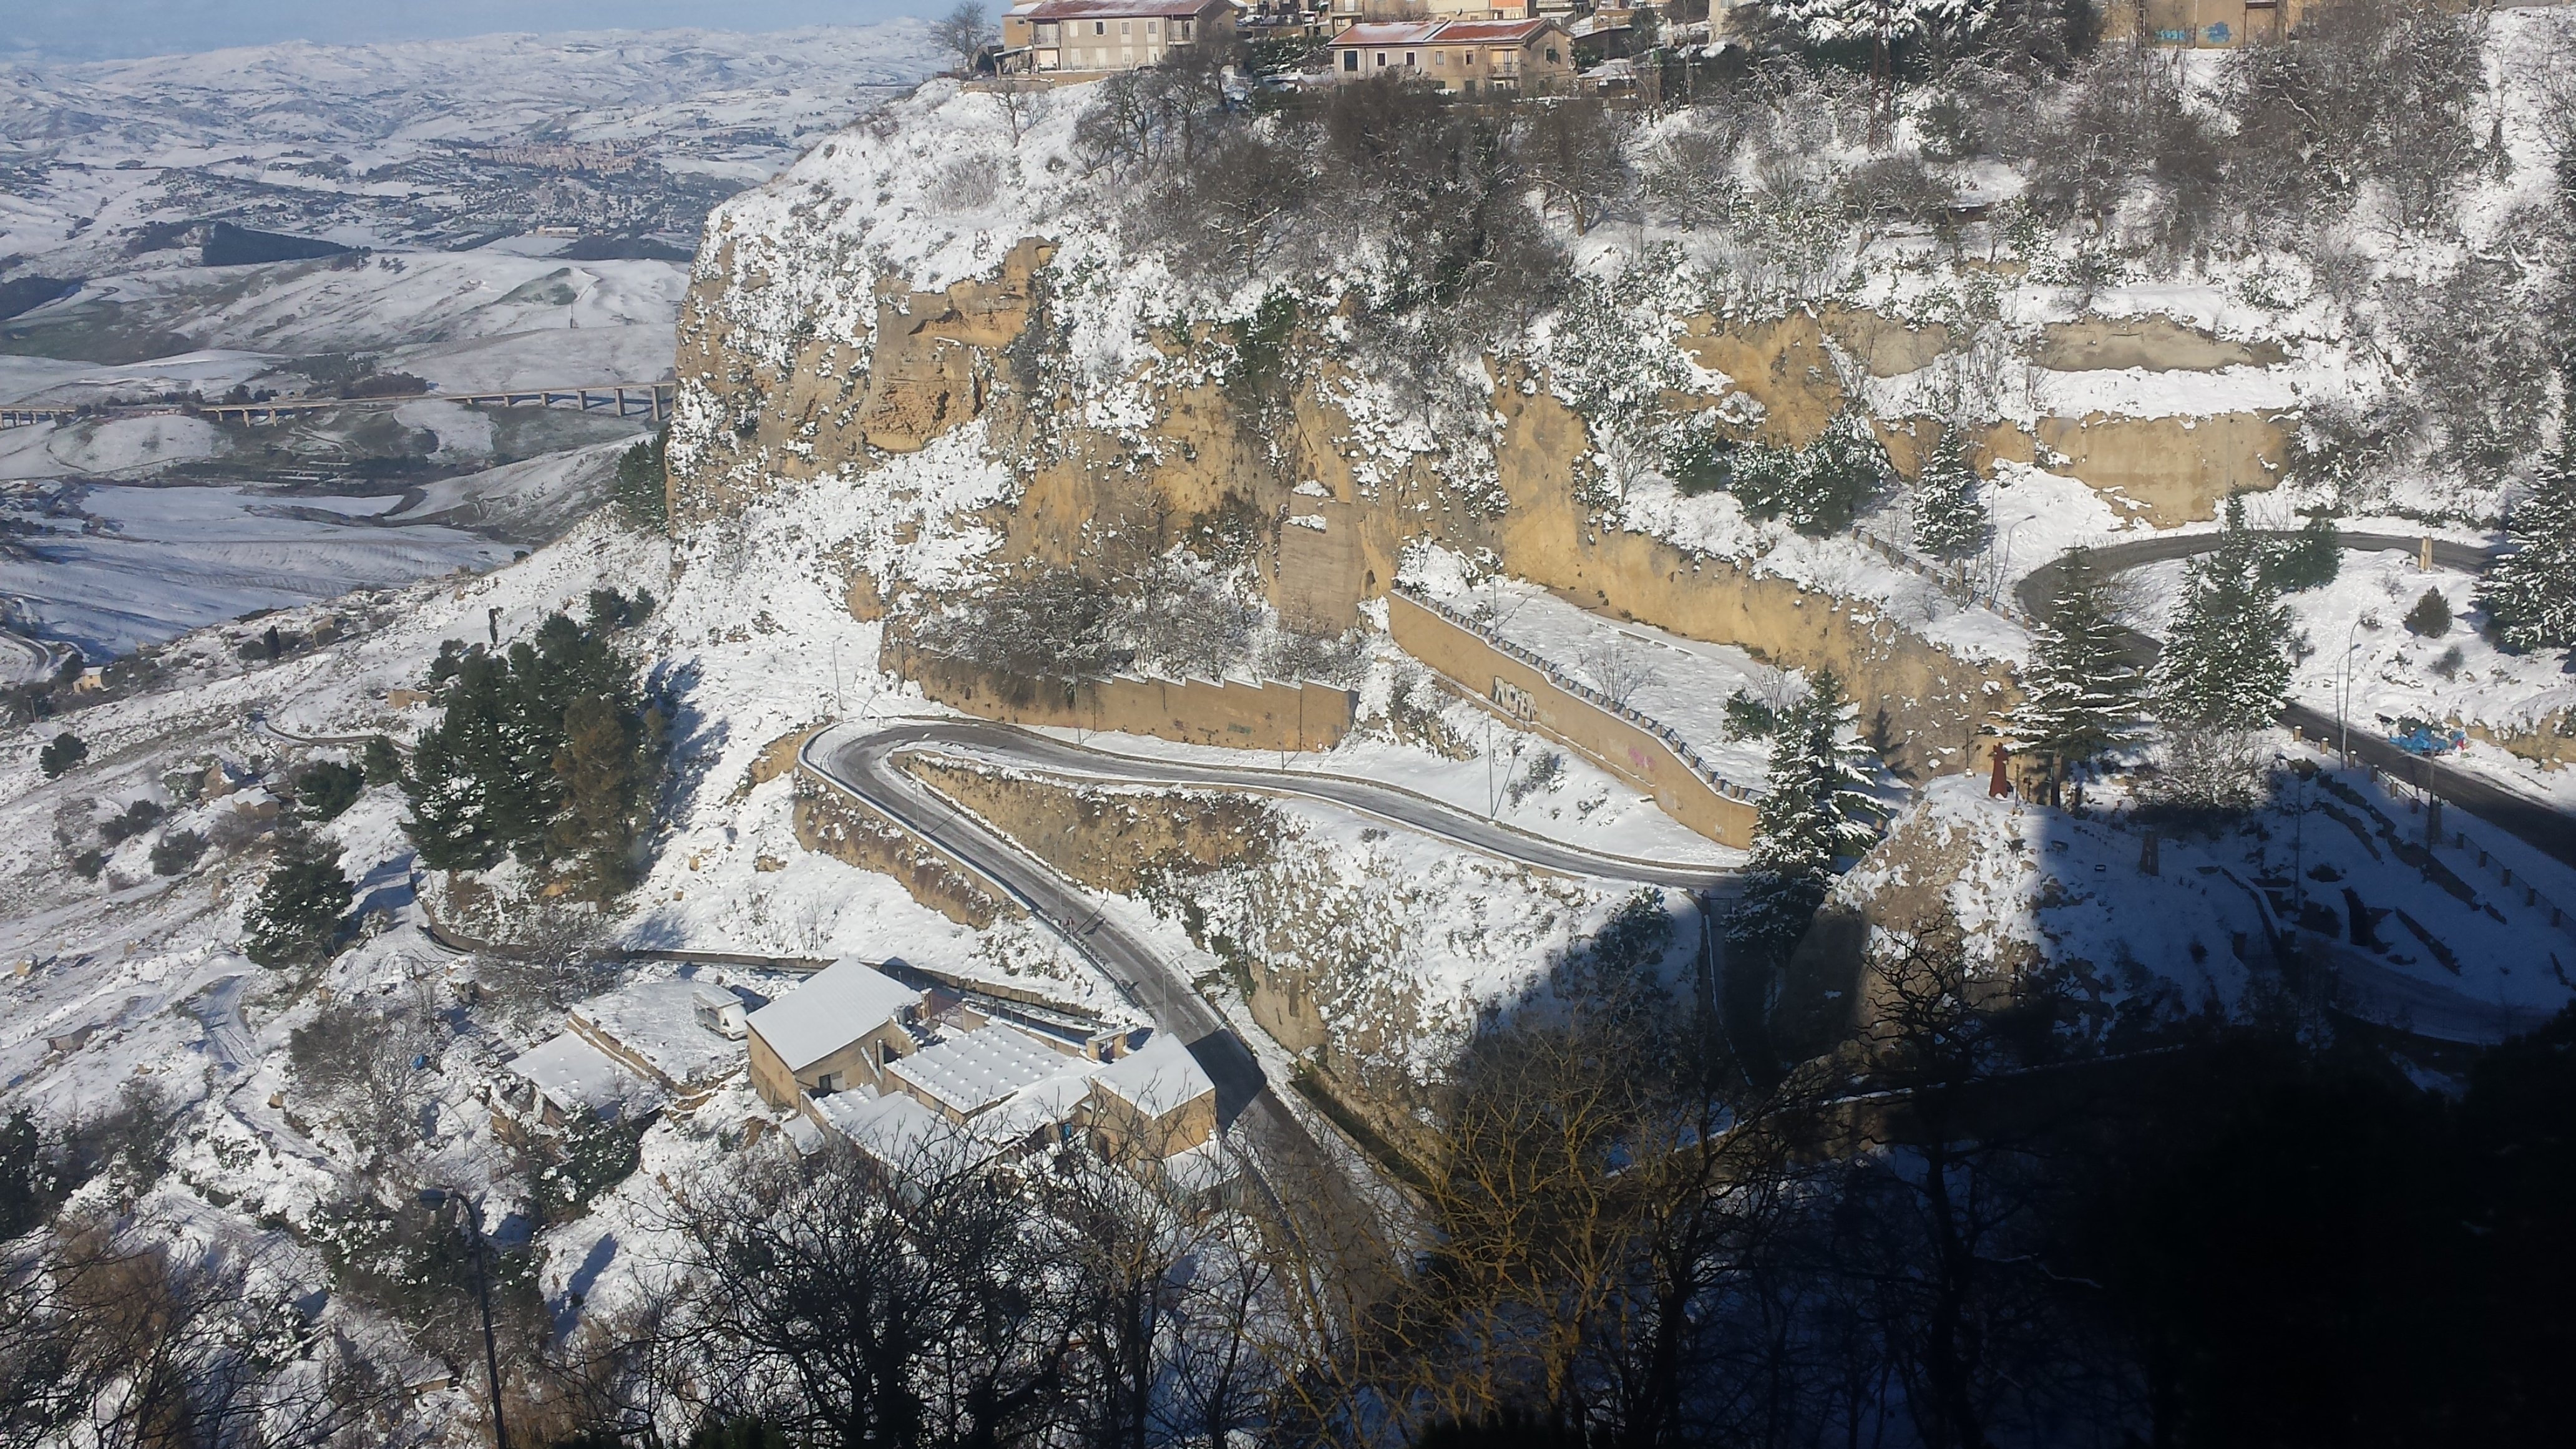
[1120,19,1130,33]
[1095,21,1106,33]
[1146,19,1158,34]
[1376,51,1387,66]
[1544,46,1559,61]
[1435,51,1445,65]
[1405,51,1417,65]
[1342,49,1358,70]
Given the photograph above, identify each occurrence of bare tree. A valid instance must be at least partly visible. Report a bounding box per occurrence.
[990,76,1044,145]
[658,1138,1070,1446]
[1518,99,1631,237]
[1577,635,1664,710]
[932,2,998,77]
[1,1226,392,1449]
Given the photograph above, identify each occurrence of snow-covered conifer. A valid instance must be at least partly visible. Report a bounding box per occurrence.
[2009,546,2143,801]
[1910,426,1988,562]
[1767,0,1996,49]
[1729,671,1882,962]
[2157,499,2292,731]
[2482,445,2576,651]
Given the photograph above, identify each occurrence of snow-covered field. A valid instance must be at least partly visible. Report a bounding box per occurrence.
[0,24,947,273]
[0,23,946,668]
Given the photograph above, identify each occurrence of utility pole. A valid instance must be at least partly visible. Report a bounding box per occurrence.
[2276,754,2305,919]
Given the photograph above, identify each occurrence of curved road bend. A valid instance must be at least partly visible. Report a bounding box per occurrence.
[801,718,1742,1237]
[849,718,1743,892]
[2015,531,2576,869]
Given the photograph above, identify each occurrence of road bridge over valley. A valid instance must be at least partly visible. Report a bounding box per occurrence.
[0,379,674,431]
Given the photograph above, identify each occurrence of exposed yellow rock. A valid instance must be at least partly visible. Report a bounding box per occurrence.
[2035,315,2288,373]
[1675,311,1847,445]
[2035,411,2289,527]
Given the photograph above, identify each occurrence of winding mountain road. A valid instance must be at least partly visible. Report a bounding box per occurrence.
[2016,529,2576,869]
[799,717,1740,1222]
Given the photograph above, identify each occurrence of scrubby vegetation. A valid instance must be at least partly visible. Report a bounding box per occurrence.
[401,609,666,899]
[243,829,354,970]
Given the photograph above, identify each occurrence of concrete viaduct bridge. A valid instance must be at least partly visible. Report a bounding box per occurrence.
[0,379,675,431]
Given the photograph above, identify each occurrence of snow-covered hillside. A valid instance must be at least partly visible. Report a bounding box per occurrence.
[0,24,945,658]
[0,24,945,271]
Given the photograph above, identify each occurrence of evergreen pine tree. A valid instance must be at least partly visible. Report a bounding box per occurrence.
[294,760,366,822]
[245,831,354,970]
[2258,513,2341,594]
[38,731,84,778]
[549,695,649,900]
[612,426,670,531]
[2482,444,2576,651]
[1911,426,1989,562]
[1729,670,1882,964]
[2009,546,2144,804]
[401,610,661,895]
[2157,498,2293,731]
[402,649,516,872]
[0,1106,49,1239]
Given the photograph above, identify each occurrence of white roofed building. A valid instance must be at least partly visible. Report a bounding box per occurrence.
[507,1033,659,1127]
[887,1023,1085,1124]
[1086,1032,1219,1160]
[746,958,929,1111]
[568,973,763,1110]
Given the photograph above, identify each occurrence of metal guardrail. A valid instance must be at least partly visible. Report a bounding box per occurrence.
[1393,586,1767,804]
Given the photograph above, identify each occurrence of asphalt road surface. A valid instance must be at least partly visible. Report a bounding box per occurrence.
[2015,530,2576,869]
[802,718,1742,1237]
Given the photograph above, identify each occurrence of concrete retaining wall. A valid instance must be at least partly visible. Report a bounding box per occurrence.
[1386,590,1760,849]
[884,640,1357,753]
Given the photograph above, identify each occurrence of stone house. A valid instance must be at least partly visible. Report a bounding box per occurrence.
[1327,17,1576,93]
[2102,0,2315,48]
[745,958,927,1110]
[1319,0,1538,30]
[1084,1032,1219,1161]
[1001,0,1236,76]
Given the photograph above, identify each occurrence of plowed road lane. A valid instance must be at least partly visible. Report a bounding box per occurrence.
[800,718,1741,1212]
[2018,531,2576,869]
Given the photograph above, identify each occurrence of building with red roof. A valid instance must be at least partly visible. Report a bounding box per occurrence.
[1328,16,1575,92]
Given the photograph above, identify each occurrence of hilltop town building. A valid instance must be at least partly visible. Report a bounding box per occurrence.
[1002,0,1236,75]
[1327,17,1575,92]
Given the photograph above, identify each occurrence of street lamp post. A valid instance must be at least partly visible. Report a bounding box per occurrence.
[422,1188,508,1449]
[2275,753,2305,920]
[2338,619,2366,765]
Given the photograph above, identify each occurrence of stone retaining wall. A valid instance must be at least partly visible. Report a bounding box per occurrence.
[883,638,1357,753]
[1387,590,1761,849]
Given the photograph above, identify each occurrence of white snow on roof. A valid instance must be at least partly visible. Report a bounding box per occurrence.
[747,957,920,1072]
[967,1061,1100,1146]
[816,1088,996,1171]
[1092,1032,1214,1121]
[886,1024,1074,1118]
[509,1033,656,1118]
[570,975,744,1086]
[1161,1129,1237,1193]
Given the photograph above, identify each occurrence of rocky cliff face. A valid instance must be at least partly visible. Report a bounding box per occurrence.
[665,82,2355,781]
